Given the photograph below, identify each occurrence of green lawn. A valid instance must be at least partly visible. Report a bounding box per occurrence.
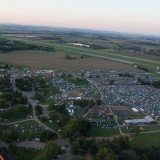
[120,127,131,134]
[2,105,32,121]
[17,133,41,140]
[131,133,160,148]
[88,128,120,137]
[121,125,160,134]
[142,125,160,131]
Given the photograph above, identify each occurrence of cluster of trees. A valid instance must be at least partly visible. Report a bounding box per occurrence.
[71,136,160,160]
[0,76,27,108]
[63,117,91,138]
[49,103,70,127]
[109,43,160,56]
[119,73,134,78]
[16,77,33,91]
[73,100,95,108]
[33,141,61,160]
[0,127,19,143]
[65,54,77,60]
[0,39,55,53]
[89,44,106,49]
[138,78,160,89]
[40,130,58,142]
[34,77,59,103]
[35,105,43,116]
[68,77,89,85]
[0,75,12,91]
[41,36,66,44]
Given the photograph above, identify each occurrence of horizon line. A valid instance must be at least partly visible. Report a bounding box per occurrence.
[0,22,160,38]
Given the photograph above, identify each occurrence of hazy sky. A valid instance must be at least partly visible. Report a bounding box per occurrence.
[0,0,160,35]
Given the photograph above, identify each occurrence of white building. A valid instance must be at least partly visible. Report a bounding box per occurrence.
[124,116,155,125]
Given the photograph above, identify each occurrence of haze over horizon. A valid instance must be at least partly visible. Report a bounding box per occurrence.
[0,0,160,36]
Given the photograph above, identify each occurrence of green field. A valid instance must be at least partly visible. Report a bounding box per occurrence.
[88,128,120,137]
[2,105,32,122]
[1,36,160,70]
[121,125,160,134]
[142,125,160,131]
[132,133,160,148]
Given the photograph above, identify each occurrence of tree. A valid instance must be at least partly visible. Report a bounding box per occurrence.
[40,130,58,142]
[119,149,137,160]
[63,117,81,138]
[63,117,91,138]
[0,98,7,108]
[96,148,117,160]
[72,141,80,154]
[35,105,43,115]
[96,99,101,106]
[34,141,60,160]
[79,119,91,136]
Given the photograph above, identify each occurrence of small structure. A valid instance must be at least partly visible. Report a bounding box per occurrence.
[132,108,139,113]
[62,90,82,100]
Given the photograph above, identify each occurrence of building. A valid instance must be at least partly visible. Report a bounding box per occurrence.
[62,90,82,100]
[124,116,155,125]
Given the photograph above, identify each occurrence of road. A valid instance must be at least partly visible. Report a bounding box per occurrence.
[82,79,104,118]
[7,74,73,159]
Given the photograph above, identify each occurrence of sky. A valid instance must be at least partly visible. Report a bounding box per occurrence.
[0,0,160,35]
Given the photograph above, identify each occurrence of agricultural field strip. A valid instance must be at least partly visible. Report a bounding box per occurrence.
[79,52,160,69]
[1,36,160,67]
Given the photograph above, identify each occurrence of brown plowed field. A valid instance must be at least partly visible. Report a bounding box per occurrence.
[0,50,137,70]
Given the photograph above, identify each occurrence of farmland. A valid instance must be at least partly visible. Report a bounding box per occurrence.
[132,133,160,148]
[0,50,135,70]
[0,34,160,76]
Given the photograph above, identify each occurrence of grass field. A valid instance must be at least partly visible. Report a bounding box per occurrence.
[141,125,160,131]
[1,36,160,68]
[131,133,160,148]
[88,128,120,137]
[2,106,32,122]
[0,50,135,70]
[1,35,160,76]
[121,125,160,134]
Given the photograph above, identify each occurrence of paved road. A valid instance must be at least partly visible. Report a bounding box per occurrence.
[8,74,73,159]
[0,140,8,148]
[16,141,45,149]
